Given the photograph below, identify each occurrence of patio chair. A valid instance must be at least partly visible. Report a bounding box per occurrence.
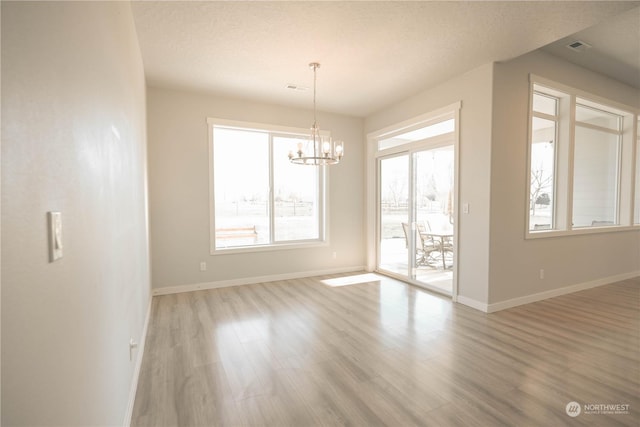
[402,222,426,265]
[409,222,444,267]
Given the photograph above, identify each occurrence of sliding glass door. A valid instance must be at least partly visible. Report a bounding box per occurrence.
[378,143,455,294]
[379,154,410,277]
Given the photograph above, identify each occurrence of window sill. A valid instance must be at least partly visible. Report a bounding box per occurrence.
[211,239,328,255]
[526,224,640,239]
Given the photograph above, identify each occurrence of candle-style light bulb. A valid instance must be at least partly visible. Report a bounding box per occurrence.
[322,141,331,154]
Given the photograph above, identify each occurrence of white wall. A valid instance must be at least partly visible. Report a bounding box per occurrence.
[365,64,494,305]
[147,86,364,292]
[490,50,640,304]
[1,2,150,425]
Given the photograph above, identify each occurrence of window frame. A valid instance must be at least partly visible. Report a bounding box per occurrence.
[208,117,329,254]
[526,75,639,239]
[528,91,560,231]
[572,98,624,228]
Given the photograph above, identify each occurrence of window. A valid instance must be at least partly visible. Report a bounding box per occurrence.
[572,101,622,227]
[527,77,638,236]
[209,119,325,252]
[529,92,558,231]
[378,118,454,150]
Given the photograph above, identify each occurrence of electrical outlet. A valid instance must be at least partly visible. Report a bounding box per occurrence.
[539,269,545,280]
[200,262,207,271]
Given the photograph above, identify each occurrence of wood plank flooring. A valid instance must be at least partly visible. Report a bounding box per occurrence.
[132,273,640,426]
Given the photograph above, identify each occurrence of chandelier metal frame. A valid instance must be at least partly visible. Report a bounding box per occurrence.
[288,63,344,166]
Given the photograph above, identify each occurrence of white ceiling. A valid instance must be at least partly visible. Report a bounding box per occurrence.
[131,1,640,118]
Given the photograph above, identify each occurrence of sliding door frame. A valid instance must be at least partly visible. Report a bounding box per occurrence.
[366,102,461,300]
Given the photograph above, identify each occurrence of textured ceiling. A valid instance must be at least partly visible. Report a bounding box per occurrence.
[131,1,640,117]
[541,6,640,89]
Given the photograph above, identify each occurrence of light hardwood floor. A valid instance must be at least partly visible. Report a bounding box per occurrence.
[132,273,640,426]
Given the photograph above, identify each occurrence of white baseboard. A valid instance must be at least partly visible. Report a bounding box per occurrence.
[123,296,152,427]
[458,271,640,314]
[486,271,640,313]
[456,295,489,312]
[151,266,366,296]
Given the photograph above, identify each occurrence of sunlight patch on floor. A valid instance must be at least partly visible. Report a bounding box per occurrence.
[321,273,383,287]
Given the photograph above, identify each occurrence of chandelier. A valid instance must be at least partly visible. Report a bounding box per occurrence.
[288,63,344,165]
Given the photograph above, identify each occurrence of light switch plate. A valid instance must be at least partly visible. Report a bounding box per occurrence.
[48,211,63,262]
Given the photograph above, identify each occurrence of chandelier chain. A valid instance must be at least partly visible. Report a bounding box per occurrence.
[313,63,317,126]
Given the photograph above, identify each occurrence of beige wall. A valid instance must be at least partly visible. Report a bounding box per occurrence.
[365,63,495,305]
[147,86,365,291]
[1,2,150,425]
[489,50,640,304]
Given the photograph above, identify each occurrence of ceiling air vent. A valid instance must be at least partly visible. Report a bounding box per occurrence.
[566,40,592,52]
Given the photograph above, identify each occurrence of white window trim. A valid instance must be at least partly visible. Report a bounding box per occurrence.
[207,117,329,254]
[528,90,561,231]
[526,75,640,239]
